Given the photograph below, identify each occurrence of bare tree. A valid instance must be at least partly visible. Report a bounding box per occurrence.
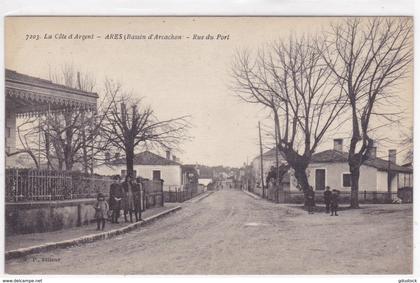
[400,127,413,165]
[232,36,346,193]
[41,65,101,172]
[101,80,191,176]
[7,117,40,168]
[14,64,112,173]
[320,17,413,208]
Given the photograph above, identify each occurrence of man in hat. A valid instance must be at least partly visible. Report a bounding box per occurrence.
[305,186,315,214]
[330,189,339,216]
[324,186,332,213]
[109,175,123,223]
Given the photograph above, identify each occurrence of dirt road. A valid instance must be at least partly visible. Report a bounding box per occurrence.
[5,190,412,274]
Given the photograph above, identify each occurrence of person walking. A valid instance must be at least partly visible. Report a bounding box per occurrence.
[109,175,123,223]
[94,193,109,230]
[324,186,332,214]
[122,175,136,223]
[305,186,315,214]
[330,189,340,216]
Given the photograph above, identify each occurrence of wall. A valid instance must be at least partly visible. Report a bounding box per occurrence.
[289,162,378,192]
[251,155,287,186]
[5,199,96,235]
[95,164,182,191]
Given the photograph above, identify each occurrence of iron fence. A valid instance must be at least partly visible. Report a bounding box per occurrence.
[5,168,164,207]
[5,168,112,202]
[163,183,206,203]
[249,186,405,204]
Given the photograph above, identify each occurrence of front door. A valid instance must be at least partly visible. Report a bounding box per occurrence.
[315,169,326,191]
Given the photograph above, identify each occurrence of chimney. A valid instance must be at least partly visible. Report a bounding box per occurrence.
[368,141,377,159]
[388,149,397,164]
[333,139,343,152]
[114,152,120,160]
[166,150,171,160]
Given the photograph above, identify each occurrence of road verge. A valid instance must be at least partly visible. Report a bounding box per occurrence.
[5,205,181,260]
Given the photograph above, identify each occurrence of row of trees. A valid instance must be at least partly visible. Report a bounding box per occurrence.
[232,17,412,208]
[13,65,190,177]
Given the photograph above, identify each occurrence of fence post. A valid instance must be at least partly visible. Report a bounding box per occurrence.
[15,169,19,202]
[161,183,164,206]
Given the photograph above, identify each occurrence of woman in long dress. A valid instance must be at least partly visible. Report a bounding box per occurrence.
[123,175,136,223]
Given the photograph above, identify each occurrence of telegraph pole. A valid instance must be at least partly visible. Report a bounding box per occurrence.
[258,122,265,197]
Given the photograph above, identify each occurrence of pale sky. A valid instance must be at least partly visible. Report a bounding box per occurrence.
[5,17,413,167]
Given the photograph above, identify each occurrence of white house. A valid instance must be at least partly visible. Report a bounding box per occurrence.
[289,139,413,193]
[251,147,290,188]
[95,150,188,191]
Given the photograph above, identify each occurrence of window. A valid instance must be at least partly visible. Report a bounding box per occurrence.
[153,170,161,180]
[6,127,11,138]
[315,169,326,190]
[342,173,352,187]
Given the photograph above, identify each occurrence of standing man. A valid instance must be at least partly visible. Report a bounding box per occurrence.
[305,186,315,214]
[324,186,332,214]
[330,189,339,216]
[109,175,123,223]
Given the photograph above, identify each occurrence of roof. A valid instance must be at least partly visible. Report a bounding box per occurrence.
[5,69,98,114]
[312,150,412,173]
[6,69,98,98]
[111,151,181,166]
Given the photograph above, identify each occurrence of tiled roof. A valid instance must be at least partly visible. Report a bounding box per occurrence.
[312,150,412,173]
[112,151,181,166]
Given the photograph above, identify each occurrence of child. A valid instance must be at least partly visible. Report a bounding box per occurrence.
[94,193,109,230]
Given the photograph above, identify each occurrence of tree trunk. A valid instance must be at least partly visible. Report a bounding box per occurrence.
[349,163,360,208]
[126,147,134,177]
[293,165,310,193]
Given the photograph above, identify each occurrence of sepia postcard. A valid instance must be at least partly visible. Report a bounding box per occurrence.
[3,16,414,276]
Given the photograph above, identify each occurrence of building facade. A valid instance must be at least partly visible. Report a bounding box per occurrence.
[5,69,98,168]
[95,150,196,191]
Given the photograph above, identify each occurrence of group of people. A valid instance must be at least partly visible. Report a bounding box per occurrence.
[305,186,340,216]
[94,174,144,231]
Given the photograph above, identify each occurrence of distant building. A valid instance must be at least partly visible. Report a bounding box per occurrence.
[251,139,412,194]
[289,139,413,193]
[95,150,195,191]
[250,147,289,188]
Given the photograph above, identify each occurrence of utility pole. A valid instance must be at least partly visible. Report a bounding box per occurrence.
[258,122,265,197]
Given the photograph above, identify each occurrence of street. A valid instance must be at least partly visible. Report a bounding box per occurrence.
[6,189,412,274]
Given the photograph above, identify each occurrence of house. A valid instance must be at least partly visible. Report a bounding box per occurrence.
[289,139,413,193]
[250,147,290,188]
[5,69,98,168]
[94,150,194,191]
